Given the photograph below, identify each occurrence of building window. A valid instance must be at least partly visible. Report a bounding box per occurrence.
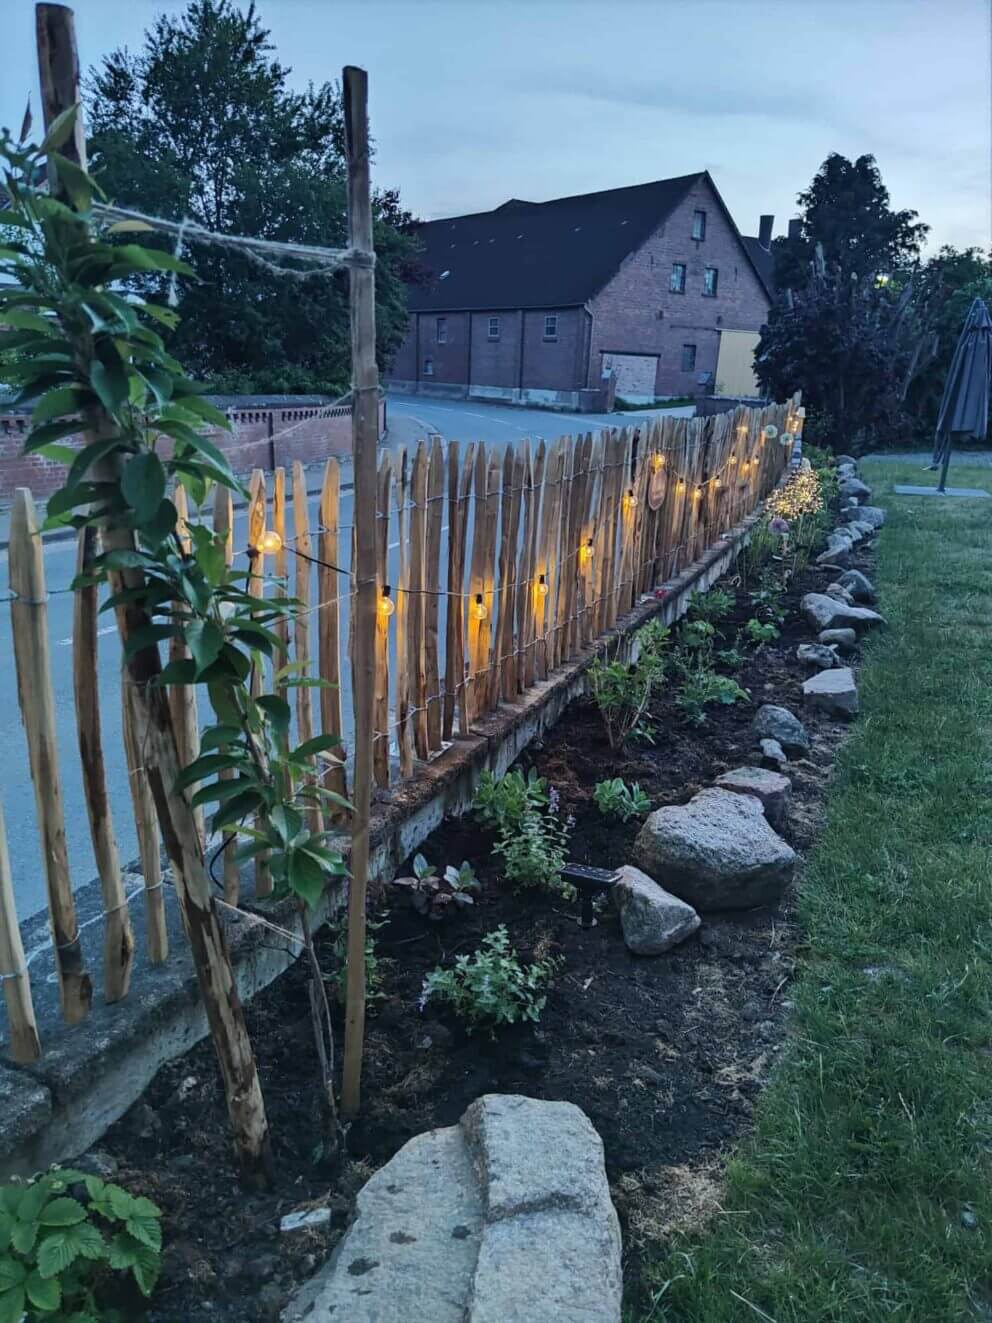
[488,316,500,340]
[543,314,558,340]
[423,356,434,377]
[703,267,719,297]
[692,209,707,241]
[681,344,697,372]
[670,263,686,294]
[436,317,447,343]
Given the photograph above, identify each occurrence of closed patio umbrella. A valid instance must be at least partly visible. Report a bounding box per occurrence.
[930,296,992,493]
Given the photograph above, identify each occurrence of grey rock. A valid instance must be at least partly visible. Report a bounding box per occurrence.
[715,766,792,831]
[797,642,840,672]
[759,737,788,770]
[802,593,885,635]
[612,865,700,955]
[74,1150,118,1180]
[835,454,858,467]
[961,1207,978,1231]
[839,522,865,545]
[283,1095,621,1323]
[280,1207,331,1234]
[857,505,886,528]
[838,569,876,603]
[0,1067,52,1174]
[839,476,872,503]
[846,519,876,539]
[840,496,860,512]
[819,627,857,652]
[825,582,855,604]
[752,704,810,758]
[802,667,859,719]
[632,788,796,911]
[815,533,853,568]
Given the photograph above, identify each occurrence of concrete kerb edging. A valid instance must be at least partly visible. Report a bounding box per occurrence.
[0,495,772,1178]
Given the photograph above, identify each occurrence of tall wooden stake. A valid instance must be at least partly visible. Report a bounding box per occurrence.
[341,65,378,1119]
[36,1,271,1186]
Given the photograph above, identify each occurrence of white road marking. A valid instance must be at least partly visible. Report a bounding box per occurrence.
[57,623,116,646]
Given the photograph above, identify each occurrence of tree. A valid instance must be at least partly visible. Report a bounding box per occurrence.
[756,154,935,451]
[85,0,416,394]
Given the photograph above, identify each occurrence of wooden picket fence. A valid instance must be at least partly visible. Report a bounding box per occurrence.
[0,393,800,1063]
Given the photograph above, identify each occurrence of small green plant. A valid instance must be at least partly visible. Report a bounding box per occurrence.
[593,778,651,821]
[749,574,788,627]
[677,671,750,725]
[588,650,664,750]
[419,926,561,1033]
[0,1168,162,1321]
[496,802,573,898]
[473,768,547,833]
[391,853,480,921]
[717,643,745,669]
[687,587,734,624]
[744,617,780,647]
[637,619,672,658]
[330,917,389,1005]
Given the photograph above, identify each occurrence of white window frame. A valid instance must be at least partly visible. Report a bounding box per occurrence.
[543,314,558,340]
[436,317,447,343]
[423,355,434,376]
[703,267,719,297]
[692,209,707,241]
[670,262,686,294]
[487,316,501,340]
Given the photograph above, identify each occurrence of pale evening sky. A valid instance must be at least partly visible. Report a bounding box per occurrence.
[2,0,989,254]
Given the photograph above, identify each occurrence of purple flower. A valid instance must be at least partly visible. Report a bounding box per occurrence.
[417,981,431,1012]
[769,516,790,537]
[548,786,560,814]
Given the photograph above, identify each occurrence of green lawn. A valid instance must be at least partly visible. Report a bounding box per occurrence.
[633,459,992,1323]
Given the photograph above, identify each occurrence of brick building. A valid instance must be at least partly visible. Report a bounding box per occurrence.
[387,172,775,408]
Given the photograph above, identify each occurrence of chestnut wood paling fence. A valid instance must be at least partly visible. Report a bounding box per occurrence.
[0,394,799,1062]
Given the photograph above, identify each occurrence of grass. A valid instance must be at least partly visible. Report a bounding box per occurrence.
[631,459,992,1323]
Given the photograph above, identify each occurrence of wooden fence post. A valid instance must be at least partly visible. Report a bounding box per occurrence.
[424,437,445,751]
[373,454,392,787]
[169,484,204,845]
[9,488,91,1023]
[212,484,241,905]
[318,459,348,806]
[394,449,414,775]
[0,801,41,1062]
[293,461,324,829]
[74,525,134,1002]
[408,441,429,759]
[121,673,168,962]
[247,469,271,897]
[341,63,378,1119]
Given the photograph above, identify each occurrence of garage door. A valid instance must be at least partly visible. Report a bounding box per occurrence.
[601,352,657,401]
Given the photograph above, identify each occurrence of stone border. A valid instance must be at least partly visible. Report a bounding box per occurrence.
[0,500,770,1178]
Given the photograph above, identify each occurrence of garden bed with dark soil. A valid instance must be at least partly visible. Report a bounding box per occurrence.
[96,539,875,1322]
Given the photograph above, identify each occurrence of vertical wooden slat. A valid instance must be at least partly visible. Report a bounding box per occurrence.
[211,485,240,906]
[74,526,134,1003]
[122,669,168,961]
[448,441,476,737]
[514,441,535,694]
[565,433,591,656]
[552,440,577,670]
[441,442,461,738]
[496,446,524,702]
[169,484,204,844]
[394,450,414,776]
[318,459,347,805]
[578,432,600,645]
[594,430,621,635]
[272,467,288,705]
[373,455,392,787]
[424,437,445,751]
[466,443,490,725]
[481,450,503,711]
[535,438,565,680]
[520,439,545,689]
[407,441,429,760]
[9,489,91,1023]
[293,462,325,828]
[0,800,41,1062]
[247,469,271,898]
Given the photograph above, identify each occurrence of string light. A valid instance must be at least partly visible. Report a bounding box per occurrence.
[472,593,488,621]
[693,485,703,500]
[729,453,737,465]
[259,529,283,554]
[712,477,721,490]
[580,538,595,566]
[652,452,665,471]
[766,468,823,520]
[378,585,395,618]
[623,487,637,511]
[677,480,686,494]
[537,574,549,597]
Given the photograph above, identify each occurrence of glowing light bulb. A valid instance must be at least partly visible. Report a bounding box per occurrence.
[623,487,637,511]
[537,574,549,597]
[742,460,751,474]
[729,453,737,465]
[472,593,488,621]
[652,452,665,471]
[259,529,282,554]
[378,586,395,618]
[693,485,702,500]
[580,538,595,566]
[677,480,686,494]
[712,477,721,490]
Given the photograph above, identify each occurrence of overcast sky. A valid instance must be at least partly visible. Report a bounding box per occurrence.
[2,0,989,253]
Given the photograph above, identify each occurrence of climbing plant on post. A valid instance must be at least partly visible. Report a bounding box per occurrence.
[5,2,348,1187]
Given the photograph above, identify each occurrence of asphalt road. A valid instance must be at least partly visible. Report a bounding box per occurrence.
[1,393,693,917]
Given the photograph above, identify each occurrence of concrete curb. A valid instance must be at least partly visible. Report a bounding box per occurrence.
[0,495,772,1177]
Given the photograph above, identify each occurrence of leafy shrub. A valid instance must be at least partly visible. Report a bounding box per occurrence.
[744,617,780,647]
[676,671,750,725]
[330,917,389,1004]
[0,1168,162,1321]
[637,619,672,657]
[749,576,787,627]
[717,643,745,670]
[473,768,547,833]
[589,648,665,751]
[391,854,479,921]
[687,587,734,624]
[593,778,651,821]
[419,927,561,1033]
[496,801,572,898]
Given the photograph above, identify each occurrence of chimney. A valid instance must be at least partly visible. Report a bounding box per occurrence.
[787,217,802,241]
[758,214,774,250]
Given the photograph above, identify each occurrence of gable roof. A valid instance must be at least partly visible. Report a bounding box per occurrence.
[408,173,705,313]
[741,236,775,299]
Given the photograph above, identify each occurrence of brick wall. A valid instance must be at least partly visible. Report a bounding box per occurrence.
[588,177,770,398]
[520,308,587,390]
[0,400,385,503]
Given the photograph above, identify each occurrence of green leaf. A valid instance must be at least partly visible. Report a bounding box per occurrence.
[48,152,98,210]
[25,1269,60,1313]
[173,393,230,429]
[140,498,179,548]
[212,789,264,829]
[293,734,343,760]
[132,1243,160,1297]
[256,694,291,733]
[124,1206,161,1253]
[0,1285,25,1323]
[32,385,84,426]
[38,1196,85,1227]
[111,244,195,277]
[1,308,55,335]
[106,218,155,235]
[192,777,260,809]
[175,751,244,790]
[39,103,78,154]
[90,354,130,417]
[185,618,224,675]
[198,724,244,752]
[142,302,180,330]
[0,1260,24,1292]
[287,848,329,908]
[121,452,167,523]
[11,1220,37,1255]
[70,1221,105,1262]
